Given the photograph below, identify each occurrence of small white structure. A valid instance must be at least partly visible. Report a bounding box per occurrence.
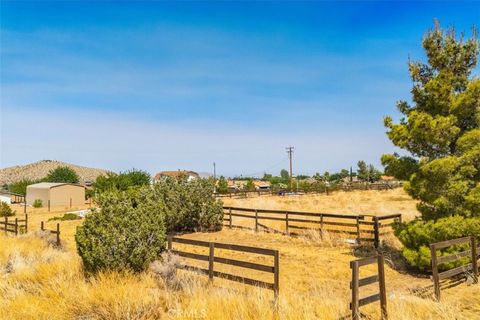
[0,194,11,204]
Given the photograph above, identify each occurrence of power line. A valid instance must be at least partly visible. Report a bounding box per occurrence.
[286,146,294,190]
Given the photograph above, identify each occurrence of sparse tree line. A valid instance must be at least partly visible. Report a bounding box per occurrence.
[215,160,384,194]
[6,166,81,196]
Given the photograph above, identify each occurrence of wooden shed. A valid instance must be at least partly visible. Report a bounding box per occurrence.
[26,183,85,207]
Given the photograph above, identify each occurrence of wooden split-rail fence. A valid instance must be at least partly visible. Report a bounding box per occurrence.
[350,255,387,320]
[430,236,479,300]
[40,221,61,246]
[223,207,401,248]
[1,215,28,235]
[167,236,279,299]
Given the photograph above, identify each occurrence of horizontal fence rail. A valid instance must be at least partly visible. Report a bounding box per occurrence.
[1,215,28,235]
[167,236,279,299]
[40,221,61,246]
[223,206,401,248]
[214,183,402,198]
[350,255,387,320]
[430,236,479,300]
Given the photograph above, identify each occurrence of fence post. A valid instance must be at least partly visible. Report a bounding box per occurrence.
[167,236,172,251]
[273,250,280,301]
[56,223,60,246]
[471,236,478,283]
[285,212,289,235]
[4,217,7,235]
[229,208,232,228]
[356,216,361,245]
[208,242,215,282]
[430,244,440,301]
[377,255,388,319]
[374,217,380,249]
[15,218,18,236]
[320,214,324,240]
[24,200,26,214]
[25,214,28,233]
[255,210,258,232]
[48,200,50,212]
[351,260,360,320]
[41,221,44,231]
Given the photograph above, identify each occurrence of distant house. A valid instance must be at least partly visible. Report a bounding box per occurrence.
[227,180,244,191]
[26,183,85,207]
[154,170,199,182]
[254,180,271,190]
[226,179,271,191]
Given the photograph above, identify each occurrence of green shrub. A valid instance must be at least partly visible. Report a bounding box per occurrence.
[33,199,43,208]
[0,202,15,217]
[8,179,39,196]
[93,169,151,194]
[45,166,80,183]
[151,177,224,232]
[75,190,166,273]
[394,216,480,270]
[216,176,229,194]
[49,213,82,222]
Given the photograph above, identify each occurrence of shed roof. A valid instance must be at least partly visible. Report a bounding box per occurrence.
[27,182,84,189]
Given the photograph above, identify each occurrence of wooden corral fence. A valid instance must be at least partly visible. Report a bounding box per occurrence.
[350,255,387,320]
[214,183,402,198]
[40,221,61,246]
[430,236,479,301]
[1,215,28,235]
[223,207,401,248]
[167,236,280,299]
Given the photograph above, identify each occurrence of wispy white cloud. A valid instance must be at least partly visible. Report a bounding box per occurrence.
[0,106,397,176]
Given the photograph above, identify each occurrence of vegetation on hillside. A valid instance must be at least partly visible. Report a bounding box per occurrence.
[7,166,80,195]
[382,22,480,269]
[44,166,80,184]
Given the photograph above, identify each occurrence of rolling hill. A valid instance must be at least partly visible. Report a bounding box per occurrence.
[0,160,109,186]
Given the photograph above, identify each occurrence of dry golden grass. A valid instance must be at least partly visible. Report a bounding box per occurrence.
[222,188,420,221]
[2,193,479,320]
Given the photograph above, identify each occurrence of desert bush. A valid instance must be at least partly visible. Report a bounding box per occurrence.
[75,190,166,273]
[93,169,151,194]
[0,202,15,217]
[32,199,43,208]
[216,176,229,194]
[151,177,223,232]
[395,216,480,270]
[8,178,39,196]
[49,213,82,221]
[45,166,80,184]
[150,252,184,289]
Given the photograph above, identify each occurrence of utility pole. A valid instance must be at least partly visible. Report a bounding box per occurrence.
[286,146,294,190]
[213,162,216,180]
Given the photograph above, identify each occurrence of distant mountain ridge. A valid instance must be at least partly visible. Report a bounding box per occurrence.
[0,160,109,186]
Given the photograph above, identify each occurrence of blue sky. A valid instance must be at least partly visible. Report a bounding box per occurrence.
[1,1,479,176]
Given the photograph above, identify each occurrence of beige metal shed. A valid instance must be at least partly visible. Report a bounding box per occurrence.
[26,183,85,207]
